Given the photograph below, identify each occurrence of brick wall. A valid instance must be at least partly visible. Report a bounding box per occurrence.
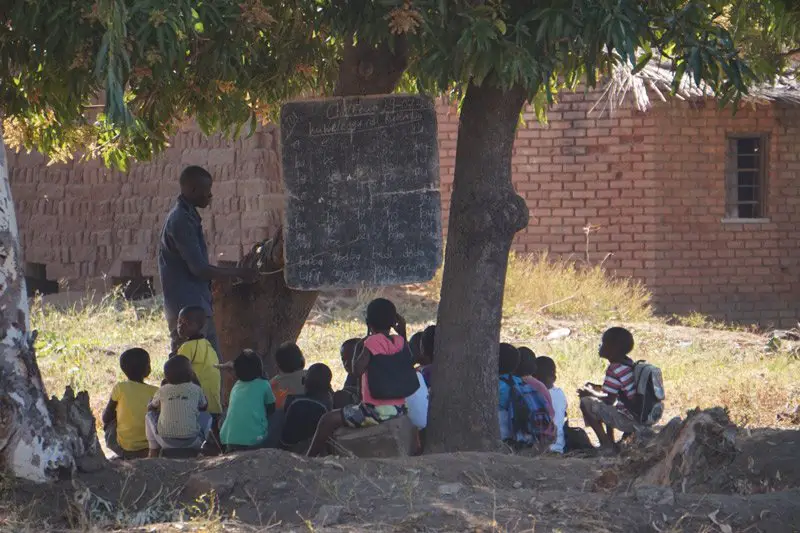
[8,124,283,292]
[8,95,800,325]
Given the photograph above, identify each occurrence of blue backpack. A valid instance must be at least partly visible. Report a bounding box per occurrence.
[499,375,554,448]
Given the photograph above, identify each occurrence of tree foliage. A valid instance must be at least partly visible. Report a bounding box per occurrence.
[1,0,341,167]
[1,1,796,169]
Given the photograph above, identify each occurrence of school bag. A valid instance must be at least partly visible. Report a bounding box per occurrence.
[499,375,554,448]
[366,340,420,400]
[630,361,665,426]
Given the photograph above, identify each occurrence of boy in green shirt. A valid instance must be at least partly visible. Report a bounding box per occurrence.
[220,350,276,451]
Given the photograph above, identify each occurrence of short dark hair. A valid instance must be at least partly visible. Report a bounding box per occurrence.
[120,348,150,381]
[178,306,206,324]
[164,355,193,385]
[409,332,423,359]
[234,349,263,382]
[365,298,397,332]
[515,347,537,377]
[499,343,520,375]
[602,327,634,355]
[179,165,212,187]
[421,325,436,361]
[340,337,360,360]
[534,356,556,379]
[274,342,305,374]
[305,363,333,395]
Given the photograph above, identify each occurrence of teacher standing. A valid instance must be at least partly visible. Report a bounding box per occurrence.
[158,166,256,354]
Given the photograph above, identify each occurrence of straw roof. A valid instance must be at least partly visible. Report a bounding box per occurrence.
[592,59,800,115]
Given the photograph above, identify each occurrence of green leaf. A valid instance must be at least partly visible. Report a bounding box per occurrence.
[631,50,653,75]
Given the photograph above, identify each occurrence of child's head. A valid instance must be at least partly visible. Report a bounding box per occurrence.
[421,325,436,365]
[304,363,333,395]
[599,327,634,362]
[365,298,397,334]
[340,338,361,374]
[234,349,263,382]
[514,347,537,377]
[534,356,557,389]
[177,306,206,340]
[498,343,520,375]
[163,355,193,385]
[120,348,151,382]
[409,332,423,364]
[274,342,305,374]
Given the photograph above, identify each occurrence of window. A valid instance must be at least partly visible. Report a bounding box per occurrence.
[726,135,767,219]
[25,262,58,297]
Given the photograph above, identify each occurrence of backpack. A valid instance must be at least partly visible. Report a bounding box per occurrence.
[630,361,665,426]
[366,341,420,400]
[499,375,554,447]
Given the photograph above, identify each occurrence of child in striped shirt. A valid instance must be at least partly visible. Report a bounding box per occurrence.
[578,327,641,451]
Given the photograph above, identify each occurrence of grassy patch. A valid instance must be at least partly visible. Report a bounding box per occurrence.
[424,251,652,323]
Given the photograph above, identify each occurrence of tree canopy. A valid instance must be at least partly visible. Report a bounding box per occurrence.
[1,0,797,169]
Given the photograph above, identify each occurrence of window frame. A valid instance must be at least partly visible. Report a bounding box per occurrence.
[724,133,769,222]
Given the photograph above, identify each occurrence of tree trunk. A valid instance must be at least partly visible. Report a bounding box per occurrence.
[425,81,529,453]
[212,38,408,384]
[213,230,317,385]
[0,139,106,481]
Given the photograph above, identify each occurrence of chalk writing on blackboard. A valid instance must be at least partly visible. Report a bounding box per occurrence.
[281,95,442,290]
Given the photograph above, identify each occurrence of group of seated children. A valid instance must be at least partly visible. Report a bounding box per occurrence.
[103,295,660,459]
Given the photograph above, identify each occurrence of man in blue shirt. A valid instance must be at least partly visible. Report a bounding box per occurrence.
[158,166,257,354]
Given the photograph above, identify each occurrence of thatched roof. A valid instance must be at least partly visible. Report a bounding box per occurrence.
[593,59,800,115]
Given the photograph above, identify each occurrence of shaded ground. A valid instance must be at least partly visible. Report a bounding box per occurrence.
[4,425,800,532]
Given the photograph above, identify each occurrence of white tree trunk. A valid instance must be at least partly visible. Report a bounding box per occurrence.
[0,138,105,482]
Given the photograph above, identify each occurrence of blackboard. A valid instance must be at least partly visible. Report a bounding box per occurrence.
[280,95,442,290]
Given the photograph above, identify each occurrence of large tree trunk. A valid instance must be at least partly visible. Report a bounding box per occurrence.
[212,38,408,383]
[425,81,529,453]
[0,139,106,481]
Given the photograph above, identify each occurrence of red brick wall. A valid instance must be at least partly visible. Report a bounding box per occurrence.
[8,95,800,325]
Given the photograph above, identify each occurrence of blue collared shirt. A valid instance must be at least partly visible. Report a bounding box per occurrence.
[158,195,212,317]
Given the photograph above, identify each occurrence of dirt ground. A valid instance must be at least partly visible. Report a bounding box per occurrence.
[4,422,800,533]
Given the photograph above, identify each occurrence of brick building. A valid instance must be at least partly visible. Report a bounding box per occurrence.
[8,71,800,326]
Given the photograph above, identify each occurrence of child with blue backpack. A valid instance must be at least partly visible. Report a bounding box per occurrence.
[498,343,554,450]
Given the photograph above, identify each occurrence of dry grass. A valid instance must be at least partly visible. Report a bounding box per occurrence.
[424,251,653,323]
[29,254,800,437]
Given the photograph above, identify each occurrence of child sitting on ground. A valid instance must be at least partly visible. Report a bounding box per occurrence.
[146,355,212,457]
[281,363,334,453]
[333,338,361,409]
[219,349,276,452]
[578,327,642,451]
[306,298,420,456]
[102,348,158,459]
[515,347,555,421]
[175,307,222,436]
[533,356,568,454]
[271,342,306,410]
[498,343,554,449]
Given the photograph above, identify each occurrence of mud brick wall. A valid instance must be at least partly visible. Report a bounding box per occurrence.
[8,96,800,325]
[8,124,283,292]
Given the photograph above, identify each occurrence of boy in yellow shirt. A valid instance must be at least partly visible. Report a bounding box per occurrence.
[176,306,222,445]
[102,348,158,459]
